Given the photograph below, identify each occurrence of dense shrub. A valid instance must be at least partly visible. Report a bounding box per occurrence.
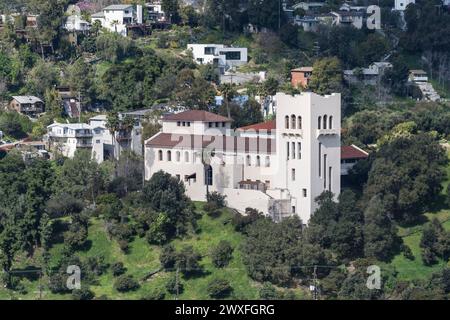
[114,274,140,292]
[111,262,127,277]
[211,240,234,268]
[207,278,232,299]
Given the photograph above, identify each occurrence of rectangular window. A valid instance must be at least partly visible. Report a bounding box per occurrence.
[303,189,307,197]
[323,154,327,189]
[177,121,180,126]
[292,142,296,159]
[292,206,296,213]
[298,142,302,159]
[328,166,332,191]
[204,47,215,55]
[208,122,212,128]
[176,174,180,181]
[292,168,296,181]
[220,51,241,60]
[287,142,290,160]
[318,143,322,177]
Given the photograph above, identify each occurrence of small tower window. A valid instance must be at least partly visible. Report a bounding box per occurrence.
[298,116,302,129]
[291,115,296,129]
[318,116,322,129]
[329,116,333,129]
[323,115,327,129]
[158,150,163,161]
[285,115,289,129]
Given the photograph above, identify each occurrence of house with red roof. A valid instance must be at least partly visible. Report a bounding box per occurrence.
[145,92,342,223]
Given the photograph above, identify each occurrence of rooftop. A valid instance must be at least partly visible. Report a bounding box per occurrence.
[48,123,92,130]
[103,4,134,11]
[163,110,233,123]
[237,120,276,132]
[341,145,369,160]
[12,96,43,104]
[292,67,314,72]
[146,133,276,154]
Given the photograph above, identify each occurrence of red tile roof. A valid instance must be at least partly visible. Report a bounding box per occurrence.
[163,110,232,122]
[291,67,314,72]
[341,145,369,160]
[237,120,276,132]
[146,133,275,154]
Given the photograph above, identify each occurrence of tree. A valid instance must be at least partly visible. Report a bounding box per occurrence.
[175,245,202,276]
[111,262,127,277]
[207,278,232,299]
[364,133,448,222]
[165,273,184,294]
[363,196,399,261]
[308,57,343,95]
[174,68,216,110]
[420,218,450,265]
[211,240,234,268]
[114,274,140,292]
[162,0,180,24]
[142,171,197,241]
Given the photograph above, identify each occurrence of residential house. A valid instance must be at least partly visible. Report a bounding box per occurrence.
[57,87,81,119]
[187,44,248,73]
[9,96,45,117]
[91,4,137,36]
[340,145,369,175]
[409,69,428,82]
[46,123,96,158]
[145,1,166,22]
[343,62,392,85]
[291,67,313,88]
[331,10,364,29]
[64,4,91,32]
[293,2,325,12]
[294,16,320,32]
[145,92,341,223]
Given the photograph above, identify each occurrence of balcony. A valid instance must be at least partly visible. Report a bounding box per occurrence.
[316,129,339,137]
[282,129,303,137]
[76,142,93,148]
[75,131,93,137]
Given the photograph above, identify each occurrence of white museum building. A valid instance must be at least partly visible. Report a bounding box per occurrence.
[144,92,341,223]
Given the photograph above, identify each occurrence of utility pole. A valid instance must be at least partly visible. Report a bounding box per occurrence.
[312,265,318,300]
[175,267,180,300]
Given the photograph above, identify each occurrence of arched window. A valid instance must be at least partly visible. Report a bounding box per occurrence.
[158,150,163,161]
[329,116,333,129]
[184,151,189,162]
[291,115,296,129]
[298,116,302,129]
[246,155,251,166]
[204,165,213,186]
[167,150,172,161]
[323,115,327,129]
[256,155,261,167]
[176,151,181,162]
[265,156,270,167]
[285,115,289,129]
[318,116,322,129]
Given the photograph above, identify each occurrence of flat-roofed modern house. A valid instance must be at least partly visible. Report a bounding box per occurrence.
[9,96,45,117]
[145,92,341,223]
[187,44,248,73]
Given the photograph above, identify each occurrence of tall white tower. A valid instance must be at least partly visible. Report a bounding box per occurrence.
[274,92,341,223]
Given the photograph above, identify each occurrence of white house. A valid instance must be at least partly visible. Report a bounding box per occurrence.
[146,1,166,22]
[394,0,415,11]
[187,44,248,73]
[331,11,364,29]
[64,4,90,32]
[46,123,97,158]
[91,4,136,36]
[144,92,341,223]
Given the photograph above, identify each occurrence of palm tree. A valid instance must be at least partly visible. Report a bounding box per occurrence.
[110,19,119,33]
[106,112,120,160]
[219,83,236,119]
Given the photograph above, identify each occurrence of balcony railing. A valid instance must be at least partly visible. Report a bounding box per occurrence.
[316,129,339,137]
